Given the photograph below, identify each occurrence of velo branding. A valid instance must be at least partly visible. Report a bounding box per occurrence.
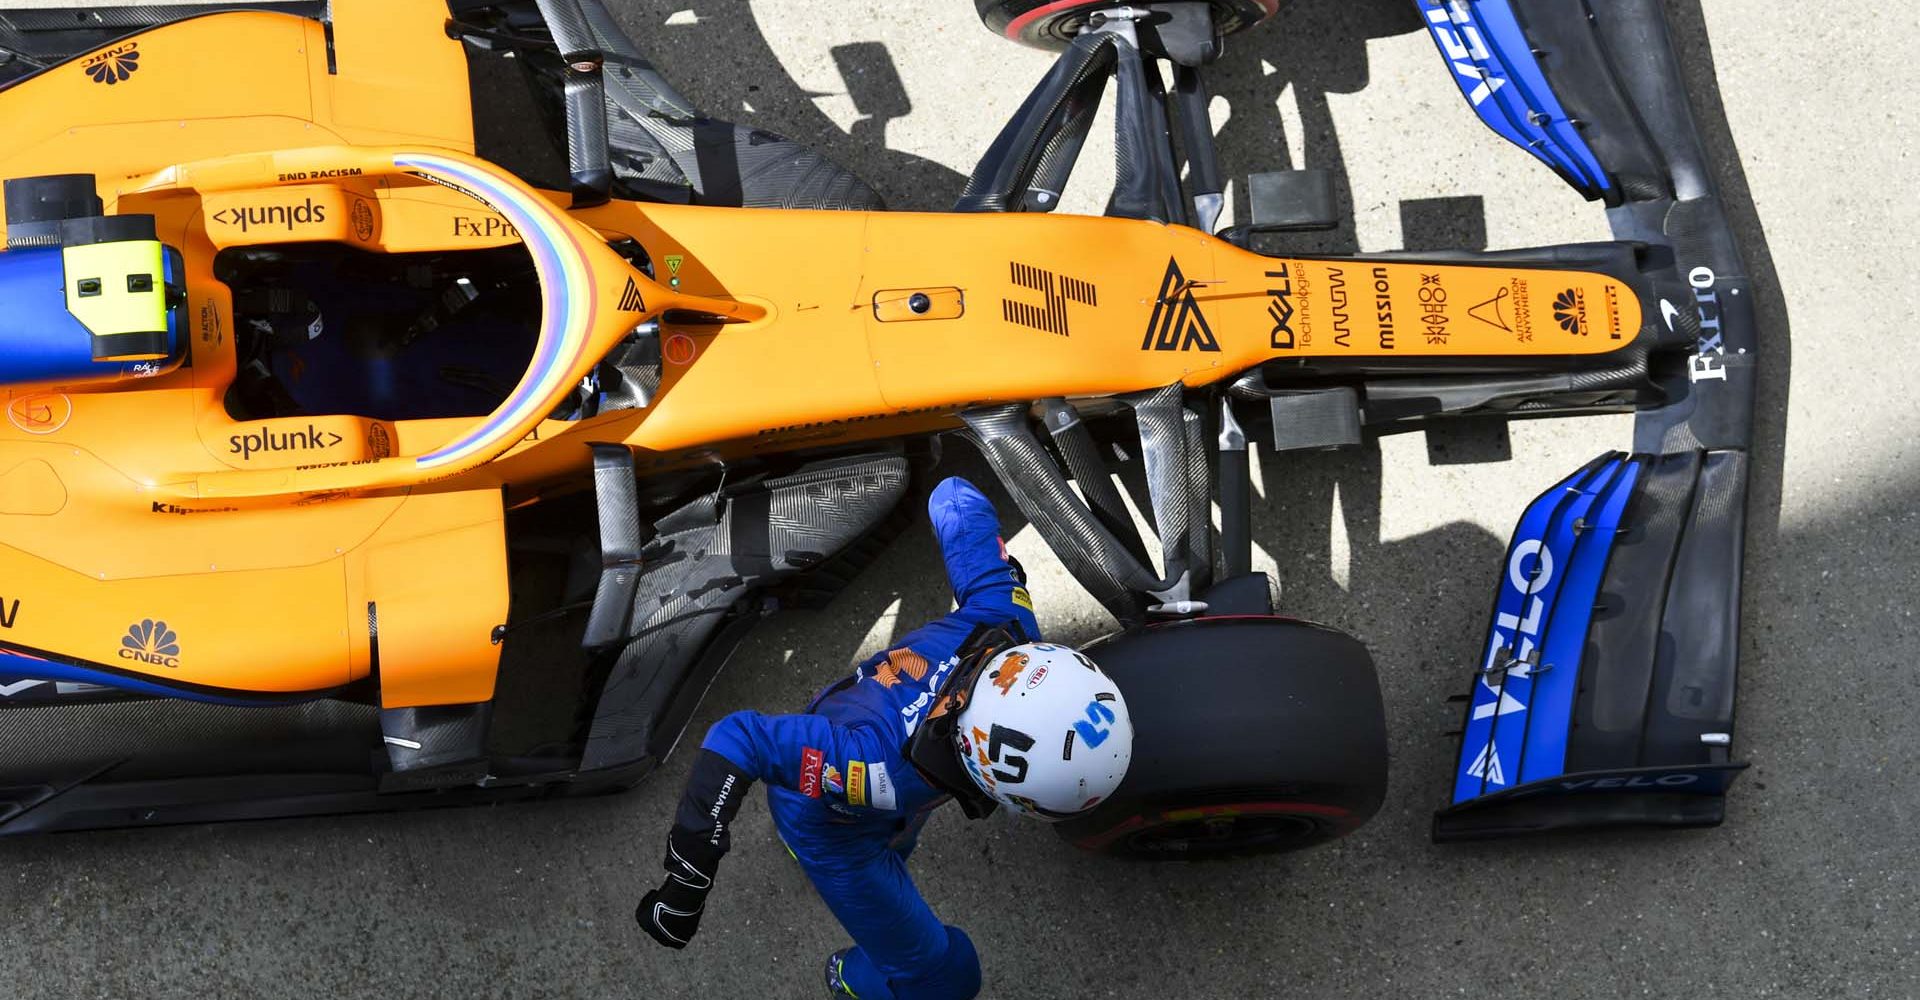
[1422,2,1505,107]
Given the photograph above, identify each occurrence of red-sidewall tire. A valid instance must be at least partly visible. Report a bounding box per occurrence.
[1054,616,1388,860]
[974,0,1284,51]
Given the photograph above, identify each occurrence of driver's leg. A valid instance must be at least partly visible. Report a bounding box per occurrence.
[772,798,978,999]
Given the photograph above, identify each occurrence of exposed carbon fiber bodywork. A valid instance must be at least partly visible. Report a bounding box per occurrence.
[956,28,1170,220]
[963,403,1153,624]
[581,454,910,770]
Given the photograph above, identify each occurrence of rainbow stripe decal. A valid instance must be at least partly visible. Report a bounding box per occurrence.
[395,154,603,471]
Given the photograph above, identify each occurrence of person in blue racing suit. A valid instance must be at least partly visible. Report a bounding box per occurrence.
[635,477,1131,999]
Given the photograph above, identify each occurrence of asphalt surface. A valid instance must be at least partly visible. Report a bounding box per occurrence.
[3,1,1916,998]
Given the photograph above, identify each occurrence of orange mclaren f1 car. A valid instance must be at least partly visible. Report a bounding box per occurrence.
[0,0,1757,851]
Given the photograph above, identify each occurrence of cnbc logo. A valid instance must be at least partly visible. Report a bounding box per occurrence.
[82,42,140,85]
[1552,288,1588,335]
[119,618,181,668]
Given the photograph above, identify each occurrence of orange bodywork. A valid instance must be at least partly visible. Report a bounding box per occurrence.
[0,4,1642,707]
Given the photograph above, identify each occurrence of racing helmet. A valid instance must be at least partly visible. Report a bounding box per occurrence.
[950,643,1132,819]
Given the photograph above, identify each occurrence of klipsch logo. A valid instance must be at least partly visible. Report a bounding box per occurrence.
[119,618,181,668]
[1003,262,1096,337]
[82,42,140,85]
[1140,258,1219,353]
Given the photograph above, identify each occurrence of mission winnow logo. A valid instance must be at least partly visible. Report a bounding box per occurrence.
[119,618,181,668]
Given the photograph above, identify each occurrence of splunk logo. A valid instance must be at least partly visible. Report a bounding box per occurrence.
[212,199,328,234]
[228,423,345,459]
[119,618,181,668]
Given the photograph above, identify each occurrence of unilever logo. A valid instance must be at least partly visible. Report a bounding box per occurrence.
[119,618,181,668]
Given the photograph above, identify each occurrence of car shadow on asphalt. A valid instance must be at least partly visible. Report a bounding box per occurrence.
[604,0,971,210]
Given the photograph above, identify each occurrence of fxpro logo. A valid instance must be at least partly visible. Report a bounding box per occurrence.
[212,199,328,234]
[119,618,181,668]
[229,423,345,459]
[1659,266,1733,383]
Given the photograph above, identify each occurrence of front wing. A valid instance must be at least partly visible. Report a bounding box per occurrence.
[1422,0,1761,840]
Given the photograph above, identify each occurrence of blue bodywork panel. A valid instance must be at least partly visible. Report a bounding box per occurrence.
[1453,454,1643,803]
[0,648,328,707]
[1416,0,1611,199]
[0,245,185,389]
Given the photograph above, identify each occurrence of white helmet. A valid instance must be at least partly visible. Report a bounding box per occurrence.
[952,642,1133,819]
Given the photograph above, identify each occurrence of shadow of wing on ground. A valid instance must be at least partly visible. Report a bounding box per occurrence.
[603,1,969,209]
[1208,0,1424,254]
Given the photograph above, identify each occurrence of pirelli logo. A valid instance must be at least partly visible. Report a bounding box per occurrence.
[1003,262,1096,337]
[847,760,868,807]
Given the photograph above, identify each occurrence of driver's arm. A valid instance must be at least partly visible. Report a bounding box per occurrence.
[637,710,881,949]
[927,477,1040,634]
